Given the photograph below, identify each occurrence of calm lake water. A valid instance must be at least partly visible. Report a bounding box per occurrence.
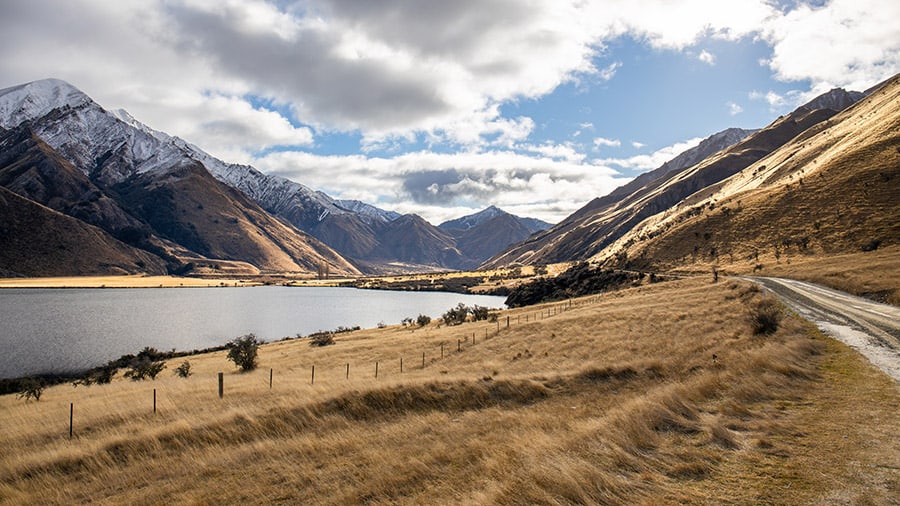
[0,286,506,379]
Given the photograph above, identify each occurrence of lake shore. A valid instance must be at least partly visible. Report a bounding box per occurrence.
[0,275,261,289]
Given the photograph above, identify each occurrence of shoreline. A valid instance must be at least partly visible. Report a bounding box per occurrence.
[0,275,263,289]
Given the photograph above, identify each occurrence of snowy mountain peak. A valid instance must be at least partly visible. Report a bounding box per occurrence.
[439,206,508,231]
[0,78,92,128]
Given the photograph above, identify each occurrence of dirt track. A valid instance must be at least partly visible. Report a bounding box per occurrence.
[746,276,900,383]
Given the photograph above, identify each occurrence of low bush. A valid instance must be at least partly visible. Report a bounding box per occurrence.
[174,361,192,378]
[748,298,782,335]
[227,334,261,372]
[442,303,470,326]
[416,314,432,327]
[309,332,335,347]
[16,378,44,402]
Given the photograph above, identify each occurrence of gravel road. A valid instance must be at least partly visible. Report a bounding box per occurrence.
[745,277,900,383]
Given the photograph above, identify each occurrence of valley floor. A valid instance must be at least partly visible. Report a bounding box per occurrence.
[1,277,897,504]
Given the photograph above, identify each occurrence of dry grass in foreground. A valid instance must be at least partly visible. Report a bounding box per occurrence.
[1,278,897,504]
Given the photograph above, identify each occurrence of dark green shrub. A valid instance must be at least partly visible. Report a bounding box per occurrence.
[442,303,469,326]
[174,361,192,378]
[227,334,260,372]
[309,331,335,347]
[17,377,44,402]
[471,305,490,321]
[73,363,117,387]
[749,298,782,335]
[416,314,432,327]
[124,359,166,381]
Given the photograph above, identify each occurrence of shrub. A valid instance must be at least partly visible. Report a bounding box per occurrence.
[471,305,490,321]
[416,314,432,327]
[442,303,469,326]
[227,334,260,372]
[73,363,117,387]
[124,359,166,381]
[309,331,335,347]
[123,347,167,381]
[174,361,192,378]
[17,377,44,402]
[748,298,782,335]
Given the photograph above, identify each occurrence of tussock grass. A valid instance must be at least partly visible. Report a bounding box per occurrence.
[1,277,896,504]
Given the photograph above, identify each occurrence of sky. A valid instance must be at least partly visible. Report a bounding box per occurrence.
[1,0,897,224]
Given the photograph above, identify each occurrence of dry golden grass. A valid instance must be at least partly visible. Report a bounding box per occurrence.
[1,278,897,504]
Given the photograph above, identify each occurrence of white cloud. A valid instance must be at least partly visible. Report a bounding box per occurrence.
[761,0,900,93]
[1,0,897,223]
[631,141,646,149]
[252,148,626,224]
[601,137,704,171]
[593,137,622,148]
[698,50,716,65]
[727,101,743,115]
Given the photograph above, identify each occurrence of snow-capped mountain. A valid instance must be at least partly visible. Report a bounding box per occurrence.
[0,78,555,274]
[0,78,360,277]
[336,199,401,224]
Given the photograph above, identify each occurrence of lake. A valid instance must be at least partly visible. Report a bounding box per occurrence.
[0,286,506,379]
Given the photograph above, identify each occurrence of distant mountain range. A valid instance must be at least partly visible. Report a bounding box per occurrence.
[483,74,899,272]
[0,79,549,277]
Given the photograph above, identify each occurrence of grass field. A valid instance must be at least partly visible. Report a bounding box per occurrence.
[1,277,897,504]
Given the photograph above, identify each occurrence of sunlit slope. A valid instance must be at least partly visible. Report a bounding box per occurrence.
[1,278,897,504]
[599,74,900,277]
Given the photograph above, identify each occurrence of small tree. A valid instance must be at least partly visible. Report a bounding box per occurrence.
[17,377,44,402]
[174,361,192,378]
[309,331,335,347]
[227,334,260,372]
[73,363,117,387]
[124,359,166,381]
[442,303,469,326]
[124,347,167,381]
[471,305,490,321]
[416,314,432,327]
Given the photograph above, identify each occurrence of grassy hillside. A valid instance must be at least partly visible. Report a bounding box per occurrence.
[1,278,896,504]
[600,76,900,304]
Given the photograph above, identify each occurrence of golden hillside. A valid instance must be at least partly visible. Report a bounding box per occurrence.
[599,75,900,302]
[2,278,897,504]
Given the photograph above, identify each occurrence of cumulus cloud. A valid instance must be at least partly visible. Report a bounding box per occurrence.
[727,101,744,115]
[1,0,897,221]
[253,149,626,223]
[698,50,716,65]
[600,137,704,171]
[593,137,622,149]
[760,0,900,93]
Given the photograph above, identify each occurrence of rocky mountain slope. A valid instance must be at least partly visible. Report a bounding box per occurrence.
[439,206,550,269]
[483,87,869,269]
[113,105,545,273]
[0,79,358,277]
[597,74,899,271]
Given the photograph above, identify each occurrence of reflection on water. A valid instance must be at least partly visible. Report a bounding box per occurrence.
[0,286,505,378]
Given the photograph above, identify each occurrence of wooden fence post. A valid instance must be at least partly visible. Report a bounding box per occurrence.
[457,339,461,352]
[69,402,74,439]
[153,388,157,414]
[375,361,379,379]
[400,357,403,373]
[422,351,426,368]
[269,368,273,389]
[441,343,444,358]
[346,363,350,379]
[311,365,315,385]
[218,372,224,399]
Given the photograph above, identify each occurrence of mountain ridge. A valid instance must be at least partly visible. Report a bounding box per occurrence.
[482,86,873,269]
